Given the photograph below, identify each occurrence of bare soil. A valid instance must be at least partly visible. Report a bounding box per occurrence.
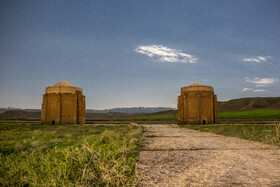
[138,125,280,186]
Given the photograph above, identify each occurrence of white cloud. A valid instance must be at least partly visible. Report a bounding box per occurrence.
[242,88,267,92]
[245,77,278,86]
[253,89,267,92]
[135,45,197,63]
[243,56,271,63]
[242,88,252,91]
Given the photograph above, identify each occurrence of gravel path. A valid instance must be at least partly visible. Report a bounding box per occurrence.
[138,124,280,186]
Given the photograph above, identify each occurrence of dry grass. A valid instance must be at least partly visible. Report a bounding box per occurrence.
[265,121,280,144]
[0,123,142,186]
[182,123,280,146]
[274,121,280,139]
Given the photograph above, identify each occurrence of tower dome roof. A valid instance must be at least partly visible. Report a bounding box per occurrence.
[53,81,75,87]
[45,81,82,94]
[189,82,205,87]
[181,82,214,94]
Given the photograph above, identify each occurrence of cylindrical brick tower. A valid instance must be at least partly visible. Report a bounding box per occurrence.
[41,81,85,125]
[177,82,217,125]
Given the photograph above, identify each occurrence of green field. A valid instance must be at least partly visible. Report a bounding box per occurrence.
[181,123,280,146]
[125,109,280,122]
[124,109,280,124]
[0,123,142,186]
[218,109,280,124]
[218,109,280,118]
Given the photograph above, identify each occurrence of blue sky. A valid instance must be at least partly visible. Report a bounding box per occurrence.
[0,0,279,109]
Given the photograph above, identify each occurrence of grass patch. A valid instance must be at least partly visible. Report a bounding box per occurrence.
[181,122,280,146]
[0,123,142,186]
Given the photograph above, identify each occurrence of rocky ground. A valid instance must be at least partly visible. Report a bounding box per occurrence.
[138,124,280,187]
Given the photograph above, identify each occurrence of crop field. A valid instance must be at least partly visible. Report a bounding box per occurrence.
[181,123,280,146]
[0,123,142,186]
[218,109,280,124]
[219,109,280,118]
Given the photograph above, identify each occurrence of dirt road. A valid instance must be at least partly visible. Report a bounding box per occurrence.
[138,125,280,186]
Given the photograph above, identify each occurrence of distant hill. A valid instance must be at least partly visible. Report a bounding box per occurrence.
[218,97,280,112]
[0,107,40,113]
[86,107,175,114]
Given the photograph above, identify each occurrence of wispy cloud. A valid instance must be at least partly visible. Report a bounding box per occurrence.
[242,88,267,92]
[242,88,252,91]
[243,56,271,63]
[135,45,197,63]
[253,89,267,92]
[245,77,278,86]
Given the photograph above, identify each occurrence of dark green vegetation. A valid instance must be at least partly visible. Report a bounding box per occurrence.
[182,123,280,146]
[219,109,280,118]
[0,123,142,186]
[219,109,280,124]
